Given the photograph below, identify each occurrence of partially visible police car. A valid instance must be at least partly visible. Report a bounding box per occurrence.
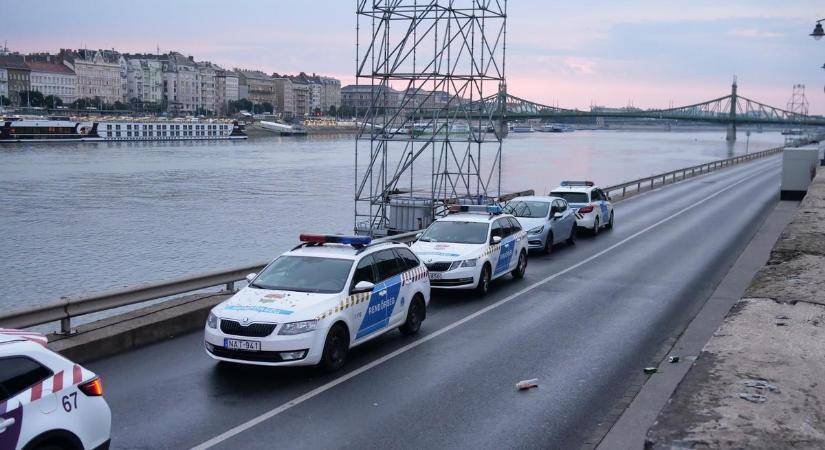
[410,205,528,295]
[0,329,111,450]
[550,181,614,235]
[205,234,430,371]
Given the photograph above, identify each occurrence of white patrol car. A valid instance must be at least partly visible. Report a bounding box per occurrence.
[0,329,111,450]
[550,181,614,235]
[410,205,528,295]
[204,234,430,371]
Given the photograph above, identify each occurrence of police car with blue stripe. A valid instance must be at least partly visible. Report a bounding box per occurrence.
[204,234,430,371]
[410,205,528,295]
[550,181,614,235]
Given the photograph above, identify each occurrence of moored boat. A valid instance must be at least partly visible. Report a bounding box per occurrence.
[0,117,247,143]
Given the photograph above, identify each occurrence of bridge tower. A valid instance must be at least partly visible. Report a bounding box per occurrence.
[354,0,507,236]
[726,77,738,142]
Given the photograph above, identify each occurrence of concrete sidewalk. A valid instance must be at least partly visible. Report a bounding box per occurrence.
[645,170,825,449]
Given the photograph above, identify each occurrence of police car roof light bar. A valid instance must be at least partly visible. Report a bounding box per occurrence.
[299,234,372,247]
[560,180,594,187]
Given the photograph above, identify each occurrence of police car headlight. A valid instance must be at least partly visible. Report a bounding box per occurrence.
[278,320,318,335]
[207,312,218,329]
[528,225,544,235]
[449,259,477,270]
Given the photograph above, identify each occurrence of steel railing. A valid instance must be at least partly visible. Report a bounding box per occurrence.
[601,146,784,199]
[0,144,792,333]
[0,231,420,333]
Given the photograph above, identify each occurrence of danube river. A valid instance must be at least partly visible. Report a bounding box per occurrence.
[0,130,784,311]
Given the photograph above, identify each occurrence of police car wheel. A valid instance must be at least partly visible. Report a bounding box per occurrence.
[592,217,600,236]
[399,295,425,335]
[476,264,491,295]
[512,251,527,279]
[543,232,553,254]
[606,211,614,230]
[319,323,349,372]
[566,225,576,245]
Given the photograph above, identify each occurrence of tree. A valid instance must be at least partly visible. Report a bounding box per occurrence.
[43,95,64,109]
[69,97,101,111]
[257,102,274,114]
[328,105,337,117]
[112,101,129,111]
[227,98,253,115]
[18,90,45,107]
[0,95,9,107]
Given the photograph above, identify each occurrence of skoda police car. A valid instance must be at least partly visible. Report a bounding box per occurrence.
[410,205,528,295]
[0,329,111,450]
[550,181,614,235]
[204,234,430,371]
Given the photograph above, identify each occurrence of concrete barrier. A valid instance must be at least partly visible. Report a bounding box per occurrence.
[645,170,825,448]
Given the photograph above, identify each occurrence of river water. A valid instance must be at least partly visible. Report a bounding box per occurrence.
[0,130,784,311]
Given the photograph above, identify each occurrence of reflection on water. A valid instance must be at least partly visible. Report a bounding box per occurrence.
[0,130,784,309]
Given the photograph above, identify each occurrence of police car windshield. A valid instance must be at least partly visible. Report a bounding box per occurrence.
[419,221,489,244]
[551,192,589,204]
[504,200,550,218]
[252,255,353,293]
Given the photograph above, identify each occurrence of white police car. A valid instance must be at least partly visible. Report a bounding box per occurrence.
[550,181,614,235]
[410,205,528,295]
[205,234,430,371]
[0,329,111,450]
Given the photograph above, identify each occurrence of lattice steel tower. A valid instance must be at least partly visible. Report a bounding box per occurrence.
[354,0,507,236]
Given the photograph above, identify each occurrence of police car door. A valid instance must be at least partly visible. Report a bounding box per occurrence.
[0,356,53,450]
[355,250,403,341]
[387,248,419,328]
[492,218,515,278]
[505,217,523,271]
[594,189,609,221]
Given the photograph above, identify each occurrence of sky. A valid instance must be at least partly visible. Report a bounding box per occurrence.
[5,0,825,114]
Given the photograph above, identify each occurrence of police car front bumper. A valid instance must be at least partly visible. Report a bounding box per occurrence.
[428,266,477,289]
[204,324,326,367]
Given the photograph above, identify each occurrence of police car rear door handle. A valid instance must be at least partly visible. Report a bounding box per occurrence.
[0,417,15,432]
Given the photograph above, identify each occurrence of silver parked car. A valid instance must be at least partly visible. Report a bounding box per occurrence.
[503,196,576,254]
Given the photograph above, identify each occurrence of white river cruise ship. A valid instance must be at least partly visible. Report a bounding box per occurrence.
[0,116,247,142]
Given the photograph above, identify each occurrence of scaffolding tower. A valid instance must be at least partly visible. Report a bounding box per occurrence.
[784,84,810,145]
[354,0,508,236]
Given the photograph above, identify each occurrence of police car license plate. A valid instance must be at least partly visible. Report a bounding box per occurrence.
[224,338,260,352]
[428,272,442,280]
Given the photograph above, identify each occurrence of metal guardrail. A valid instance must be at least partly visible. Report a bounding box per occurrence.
[601,146,785,199]
[0,231,420,333]
[0,145,791,333]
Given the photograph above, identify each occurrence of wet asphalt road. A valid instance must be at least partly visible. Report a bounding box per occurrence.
[89,156,781,450]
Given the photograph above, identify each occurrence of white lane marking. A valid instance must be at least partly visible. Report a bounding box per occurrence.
[191,163,777,450]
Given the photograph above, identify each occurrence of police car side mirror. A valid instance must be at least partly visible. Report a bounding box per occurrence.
[491,235,502,245]
[245,273,257,283]
[351,280,375,294]
[415,233,422,240]
[553,212,564,219]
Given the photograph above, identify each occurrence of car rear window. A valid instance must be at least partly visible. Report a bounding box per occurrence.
[551,192,589,204]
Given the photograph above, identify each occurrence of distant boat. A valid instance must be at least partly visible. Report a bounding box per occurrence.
[260,121,308,136]
[538,123,573,133]
[1,117,246,142]
[510,123,534,133]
